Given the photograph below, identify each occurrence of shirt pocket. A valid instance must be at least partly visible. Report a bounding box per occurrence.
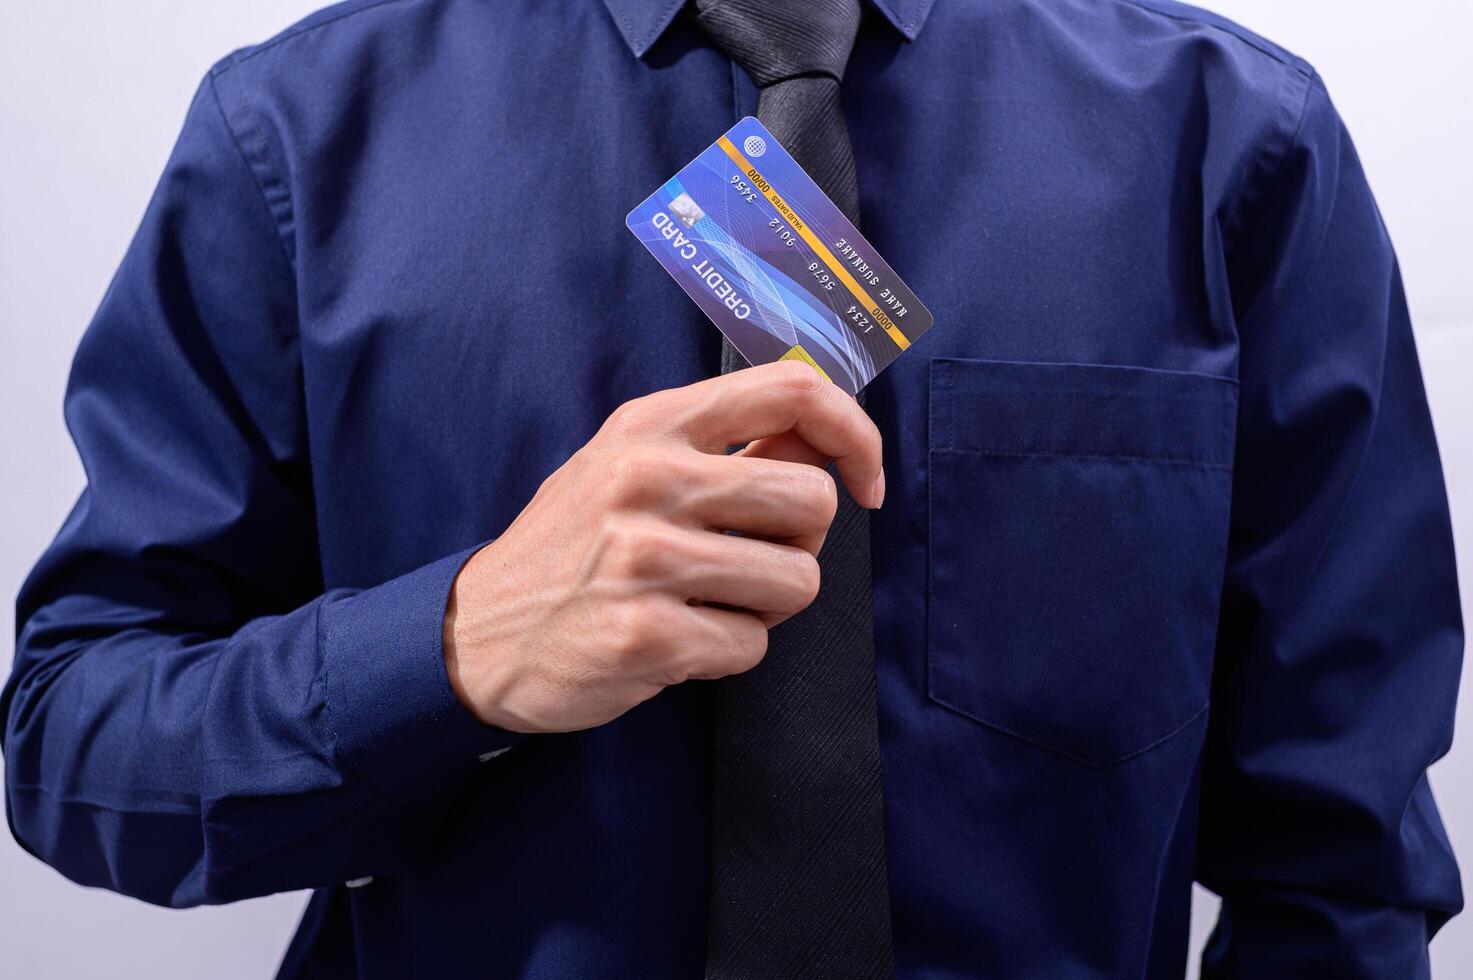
[927,357,1237,767]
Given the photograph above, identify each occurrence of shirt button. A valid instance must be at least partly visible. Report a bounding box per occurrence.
[478,747,510,763]
[345,876,374,889]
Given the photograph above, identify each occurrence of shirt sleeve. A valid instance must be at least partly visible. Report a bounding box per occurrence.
[1,72,518,909]
[1196,73,1463,978]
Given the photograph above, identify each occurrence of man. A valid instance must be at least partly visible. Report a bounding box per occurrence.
[3,0,1462,977]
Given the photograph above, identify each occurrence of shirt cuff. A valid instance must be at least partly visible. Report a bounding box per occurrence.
[319,545,523,800]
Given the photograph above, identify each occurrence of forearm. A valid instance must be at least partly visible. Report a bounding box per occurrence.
[4,548,513,907]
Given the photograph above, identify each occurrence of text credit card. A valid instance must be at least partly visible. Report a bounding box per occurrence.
[626,117,933,395]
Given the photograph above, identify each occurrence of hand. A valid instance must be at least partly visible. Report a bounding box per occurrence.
[443,361,885,734]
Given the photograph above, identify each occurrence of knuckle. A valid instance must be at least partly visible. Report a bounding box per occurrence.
[600,603,641,657]
[658,640,706,687]
[608,518,674,579]
[627,529,667,578]
[773,358,824,393]
[732,618,769,672]
[659,660,694,687]
[603,399,644,438]
[808,470,840,525]
[790,552,822,608]
[606,597,664,657]
[602,453,643,505]
[603,443,670,508]
[641,442,695,489]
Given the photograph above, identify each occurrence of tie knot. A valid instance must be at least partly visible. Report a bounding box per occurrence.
[695,0,863,87]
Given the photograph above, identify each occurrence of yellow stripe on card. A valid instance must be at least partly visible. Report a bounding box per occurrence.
[715,135,911,351]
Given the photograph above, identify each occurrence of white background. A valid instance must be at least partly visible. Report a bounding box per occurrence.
[1,2,1469,976]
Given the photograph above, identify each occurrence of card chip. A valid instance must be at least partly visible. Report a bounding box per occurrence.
[779,343,832,383]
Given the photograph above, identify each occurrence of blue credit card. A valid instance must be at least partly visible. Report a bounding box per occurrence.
[626,117,933,395]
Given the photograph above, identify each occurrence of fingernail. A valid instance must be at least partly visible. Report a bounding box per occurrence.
[871,468,886,509]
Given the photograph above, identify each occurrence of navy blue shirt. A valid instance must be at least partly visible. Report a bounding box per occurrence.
[4,1,1463,977]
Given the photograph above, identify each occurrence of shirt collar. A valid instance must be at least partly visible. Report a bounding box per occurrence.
[602,0,937,58]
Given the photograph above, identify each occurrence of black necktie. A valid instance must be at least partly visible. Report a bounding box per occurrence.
[696,2,895,977]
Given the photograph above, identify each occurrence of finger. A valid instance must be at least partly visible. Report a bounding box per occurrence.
[737,431,837,555]
[680,533,821,622]
[634,525,819,621]
[739,429,829,468]
[678,603,770,680]
[666,362,884,508]
[676,452,838,550]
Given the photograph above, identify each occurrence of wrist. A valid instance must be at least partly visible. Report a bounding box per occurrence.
[442,544,540,733]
